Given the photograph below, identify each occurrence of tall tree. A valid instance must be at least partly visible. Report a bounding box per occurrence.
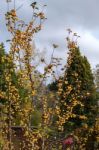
[0,43,6,94]
[49,33,97,133]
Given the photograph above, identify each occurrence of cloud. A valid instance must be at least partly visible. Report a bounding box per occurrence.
[35,0,99,68]
[79,31,99,67]
[0,0,99,68]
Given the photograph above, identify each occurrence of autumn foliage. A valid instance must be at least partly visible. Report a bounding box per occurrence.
[0,1,98,150]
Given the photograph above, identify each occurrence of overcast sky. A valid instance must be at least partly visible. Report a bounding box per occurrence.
[0,0,99,69]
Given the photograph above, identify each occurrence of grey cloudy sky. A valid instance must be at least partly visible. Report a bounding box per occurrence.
[0,0,99,68]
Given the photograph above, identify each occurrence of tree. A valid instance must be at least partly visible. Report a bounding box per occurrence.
[1,1,54,149]
[48,32,98,149]
[0,43,22,149]
[0,43,7,99]
[64,37,98,149]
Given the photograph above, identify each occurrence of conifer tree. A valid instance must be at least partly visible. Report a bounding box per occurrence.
[60,34,97,133]
[49,32,97,133]
[0,43,6,95]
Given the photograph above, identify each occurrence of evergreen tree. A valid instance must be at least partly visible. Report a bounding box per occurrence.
[64,43,97,129]
[0,43,18,103]
[48,38,97,133]
[0,43,6,92]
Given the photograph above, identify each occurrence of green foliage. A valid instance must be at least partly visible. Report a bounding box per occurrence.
[0,43,6,92]
[31,110,42,127]
[49,44,98,132]
[66,47,97,126]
